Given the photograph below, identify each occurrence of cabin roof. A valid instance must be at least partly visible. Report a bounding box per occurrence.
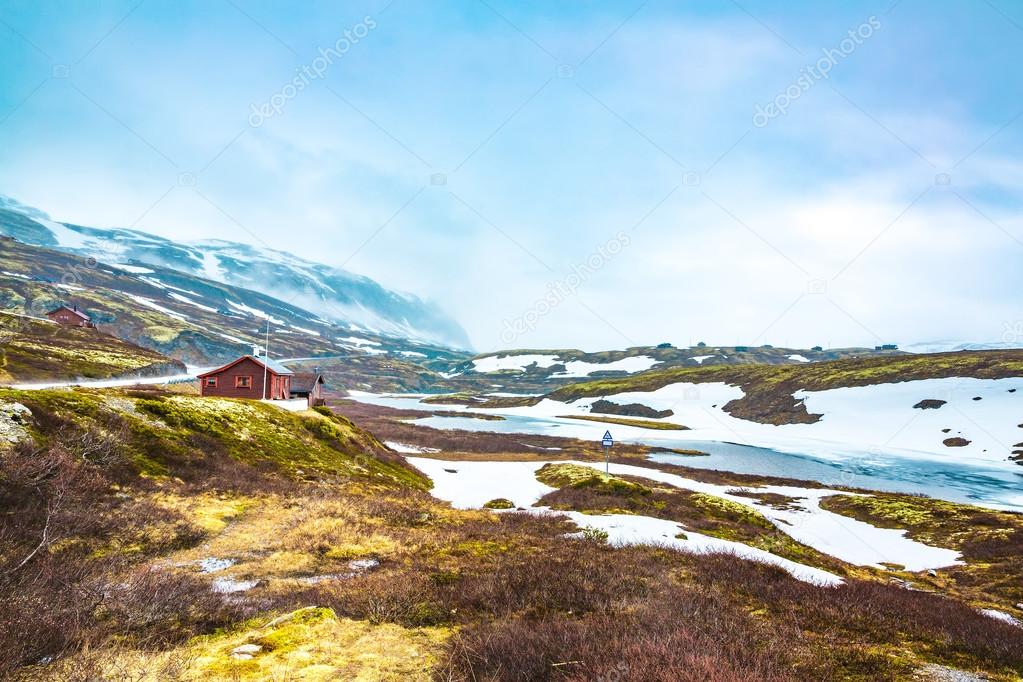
[290,373,324,393]
[197,355,295,378]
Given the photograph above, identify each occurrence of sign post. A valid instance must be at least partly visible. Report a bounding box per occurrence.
[600,430,613,474]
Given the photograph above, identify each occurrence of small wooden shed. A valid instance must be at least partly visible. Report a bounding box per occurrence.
[47,305,93,328]
[289,373,326,408]
[197,356,293,400]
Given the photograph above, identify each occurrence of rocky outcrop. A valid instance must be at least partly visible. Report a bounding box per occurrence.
[913,399,947,410]
[0,401,31,445]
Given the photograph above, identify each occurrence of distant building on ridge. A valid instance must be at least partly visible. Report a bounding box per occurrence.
[47,304,93,328]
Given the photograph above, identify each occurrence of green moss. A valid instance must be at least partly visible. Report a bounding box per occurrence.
[689,493,774,529]
[482,498,515,510]
[3,388,430,489]
[535,463,651,496]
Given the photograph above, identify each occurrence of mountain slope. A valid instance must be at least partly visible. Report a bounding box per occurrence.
[0,239,469,388]
[0,311,185,383]
[0,195,470,349]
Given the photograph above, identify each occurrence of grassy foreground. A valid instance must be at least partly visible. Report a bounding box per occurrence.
[1,389,1022,680]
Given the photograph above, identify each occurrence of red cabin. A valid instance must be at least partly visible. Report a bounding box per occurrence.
[47,305,93,328]
[197,356,293,400]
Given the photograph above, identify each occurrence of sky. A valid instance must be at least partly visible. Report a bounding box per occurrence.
[1,0,1022,352]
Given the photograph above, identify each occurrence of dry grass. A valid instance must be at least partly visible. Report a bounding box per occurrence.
[4,388,1023,681]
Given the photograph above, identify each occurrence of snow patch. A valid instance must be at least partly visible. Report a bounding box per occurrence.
[125,294,189,321]
[168,292,218,313]
[554,356,661,377]
[225,300,285,325]
[113,264,154,274]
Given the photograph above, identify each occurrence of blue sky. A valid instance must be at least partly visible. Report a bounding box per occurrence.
[1,0,1022,351]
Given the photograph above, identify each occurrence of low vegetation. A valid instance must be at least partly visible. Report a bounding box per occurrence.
[533,463,850,576]
[821,493,1023,614]
[3,388,1023,680]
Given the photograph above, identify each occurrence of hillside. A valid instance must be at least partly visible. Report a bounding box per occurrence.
[0,312,184,384]
[0,239,469,390]
[430,343,905,394]
[0,195,469,348]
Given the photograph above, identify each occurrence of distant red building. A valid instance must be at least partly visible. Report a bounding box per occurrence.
[197,356,293,400]
[46,305,93,328]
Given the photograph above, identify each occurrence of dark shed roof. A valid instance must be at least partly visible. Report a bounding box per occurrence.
[290,373,324,393]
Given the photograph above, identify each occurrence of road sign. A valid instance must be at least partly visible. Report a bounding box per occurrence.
[601,430,613,473]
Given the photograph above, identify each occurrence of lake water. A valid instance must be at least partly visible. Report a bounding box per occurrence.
[405,412,1023,511]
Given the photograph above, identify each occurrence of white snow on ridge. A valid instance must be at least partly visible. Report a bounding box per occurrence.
[554,356,661,377]
[126,294,188,322]
[471,354,562,373]
[168,292,218,313]
[690,354,715,364]
[384,441,440,454]
[225,300,285,325]
[981,609,1023,627]
[113,264,154,274]
[339,336,380,346]
[787,354,810,363]
[471,354,661,376]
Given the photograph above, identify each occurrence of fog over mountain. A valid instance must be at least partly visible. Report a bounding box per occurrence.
[0,195,471,349]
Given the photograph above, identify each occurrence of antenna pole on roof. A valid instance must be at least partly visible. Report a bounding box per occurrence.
[262,318,270,400]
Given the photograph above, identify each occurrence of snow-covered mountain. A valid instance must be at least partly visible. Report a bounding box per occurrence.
[0,195,470,349]
[903,340,1023,354]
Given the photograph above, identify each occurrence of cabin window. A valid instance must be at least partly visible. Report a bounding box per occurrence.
[205,377,218,387]
[235,376,252,389]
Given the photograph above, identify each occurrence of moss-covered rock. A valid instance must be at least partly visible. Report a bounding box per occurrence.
[535,463,652,496]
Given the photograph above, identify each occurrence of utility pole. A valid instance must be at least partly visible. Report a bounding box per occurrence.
[262,317,270,400]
